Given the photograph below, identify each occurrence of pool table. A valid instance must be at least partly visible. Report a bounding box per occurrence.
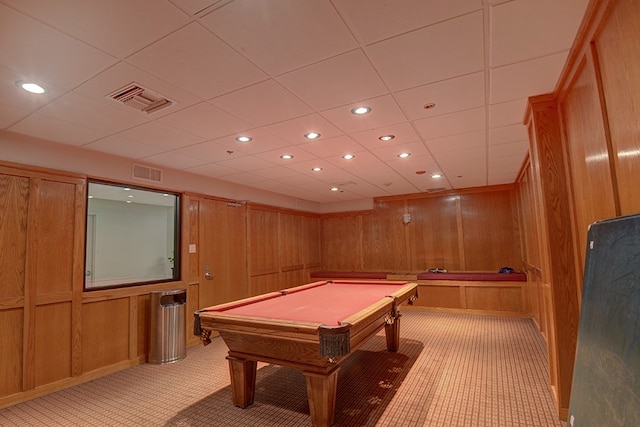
[194,279,418,427]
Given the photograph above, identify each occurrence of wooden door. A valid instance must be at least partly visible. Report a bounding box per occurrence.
[198,198,248,308]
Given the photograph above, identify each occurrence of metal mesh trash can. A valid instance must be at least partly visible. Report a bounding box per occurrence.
[149,289,187,364]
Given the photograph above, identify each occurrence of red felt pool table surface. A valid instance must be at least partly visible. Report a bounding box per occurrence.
[220,280,409,326]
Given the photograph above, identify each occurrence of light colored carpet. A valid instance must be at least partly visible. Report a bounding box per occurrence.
[0,310,563,426]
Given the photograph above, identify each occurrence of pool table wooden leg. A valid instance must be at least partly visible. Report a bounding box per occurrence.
[304,369,340,427]
[384,316,400,351]
[226,356,257,408]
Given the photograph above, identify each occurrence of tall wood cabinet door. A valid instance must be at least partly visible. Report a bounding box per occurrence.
[198,198,248,308]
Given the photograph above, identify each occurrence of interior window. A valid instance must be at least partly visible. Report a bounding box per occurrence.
[85,181,180,290]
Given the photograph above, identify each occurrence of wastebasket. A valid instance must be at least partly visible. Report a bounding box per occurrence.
[149,289,187,364]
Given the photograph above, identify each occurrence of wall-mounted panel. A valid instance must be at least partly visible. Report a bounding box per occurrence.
[0,174,29,300]
[35,180,76,295]
[460,190,520,270]
[82,298,130,373]
[595,0,640,215]
[561,54,617,271]
[322,214,362,270]
[0,308,23,397]
[280,213,303,268]
[363,200,408,271]
[408,195,460,271]
[248,208,278,275]
[34,302,72,386]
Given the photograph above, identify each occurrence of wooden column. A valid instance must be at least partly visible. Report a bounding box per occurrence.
[526,94,580,420]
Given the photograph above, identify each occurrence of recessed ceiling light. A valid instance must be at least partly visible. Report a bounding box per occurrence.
[124,188,131,191]
[16,81,46,94]
[432,173,442,179]
[127,195,134,198]
[330,187,339,192]
[351,106,371,115]
[397,152,411,158]
[311,167,323,172]
[342,154,355,160]
[88,195,94,199]
[235,136,252,143]
[280,154,294,160]
[423,102,436,110]
[379,134,395,141]
[304,132,321,140]
[126,200,132,204]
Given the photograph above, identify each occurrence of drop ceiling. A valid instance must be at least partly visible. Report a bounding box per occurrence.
[0,0,589,203]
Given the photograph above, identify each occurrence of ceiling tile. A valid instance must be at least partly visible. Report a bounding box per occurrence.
[350,122,421,149]
[278,50,388,111]
[37,92,147,133]
[73,62,200,116]
[211,80,312,127]
[215,155,278,172]
[436,147,487,188]
[489,98,528,128]
[9,114,105,146]
[263,113,343,145]
[0,65,67,113]
[488,140,528,158]
[370,141,431,162]
[321,94,408,134]
[170,0,226,15]
[200,0,357,76]
[142,151,209,170]
[157,102,251,140]
[173,139,250,163]
[490,51,569,104]
[0,4,116,89]
[490,0,590,67]
[414,107,486,140]
[216,171,269,186]
[252,166,301,180]
[202,128,292,155]
[287,162,355,183]
[395,72,485,121]
[334,0,482,45]
[253,145,318,165]
[425,130,486,154]
[298,135,366,159]
[105,122,203,151]
[489,124,528,145]
[85,136,167,159]
[2,0,189,58]
[0,103,26,128]
[366,11,484,91]
[127,23,267,99]
[184,162,242,178]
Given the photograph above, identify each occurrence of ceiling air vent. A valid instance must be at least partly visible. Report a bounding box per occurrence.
[109,83,173,114]
[132,164,163,183]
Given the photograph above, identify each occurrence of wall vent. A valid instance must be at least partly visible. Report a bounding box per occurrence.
[108,83,173,114]
[426,187,447,193]
[132,164,163,183]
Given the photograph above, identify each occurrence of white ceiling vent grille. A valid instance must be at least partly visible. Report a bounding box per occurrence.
[132,164,163,183]
[109,83,173,114]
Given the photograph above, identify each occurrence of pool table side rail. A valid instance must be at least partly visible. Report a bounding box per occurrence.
[197,282,418,372]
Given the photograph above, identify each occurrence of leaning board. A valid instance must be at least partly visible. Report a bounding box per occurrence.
[567,214,640,426]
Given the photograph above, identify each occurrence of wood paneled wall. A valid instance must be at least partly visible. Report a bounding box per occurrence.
[0,162,320,408]
[322,186,521,273]
[518,0,640,419]
[247,204,321,296]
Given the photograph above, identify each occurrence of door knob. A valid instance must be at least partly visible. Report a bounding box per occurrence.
[204,272,214,280]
